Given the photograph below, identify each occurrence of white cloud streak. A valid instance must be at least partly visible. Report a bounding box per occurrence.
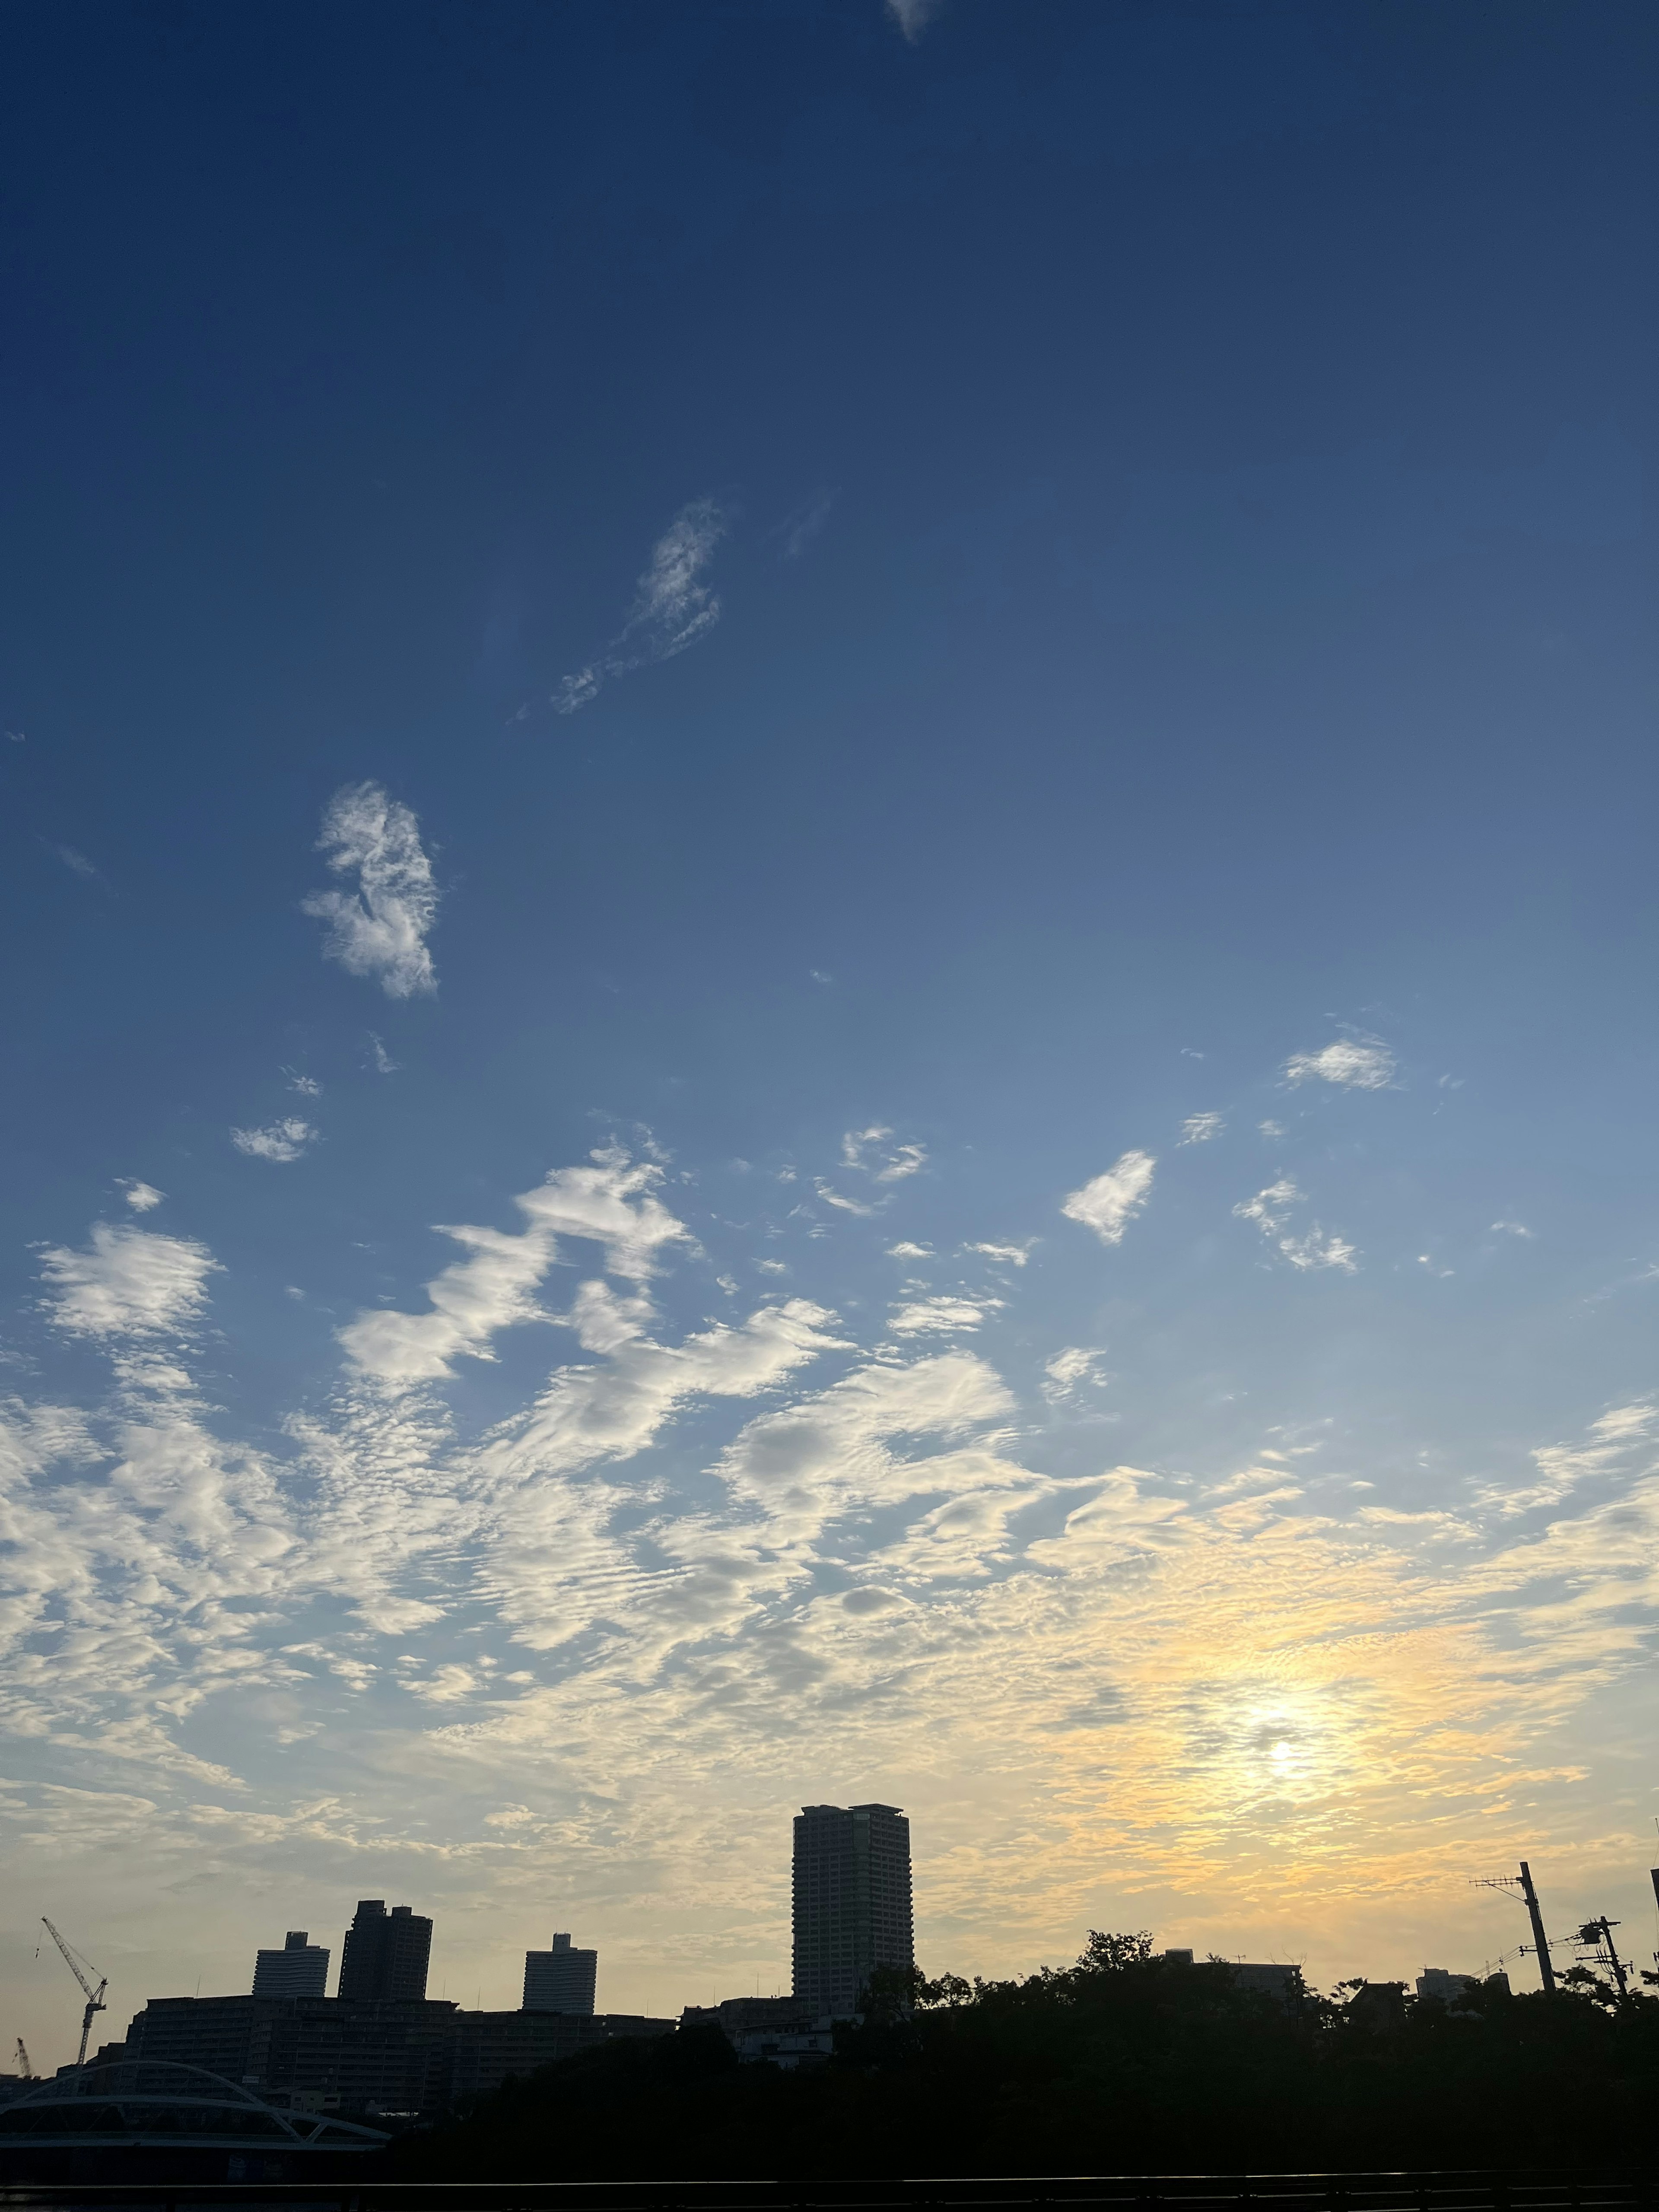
[1234,1180,1358,1273]
[49,842,103,883]
[1044,1346,1106,1395]
[1284,1038,1395,1090]
[302,782,439,998]
[338,1151,693,1382]
[120,1181,164,1213]
[231,1119,317,1164]
[1179,1113,1225,1145]
[840,1127,928,1182]
[38,1225,219,1338]
[777,489,836,560]
[814,1180,880,1217]
[887,0,946,41]
[1061,1150,1156,1246]
[888,1294,1003,1336]
[553,501,727,716]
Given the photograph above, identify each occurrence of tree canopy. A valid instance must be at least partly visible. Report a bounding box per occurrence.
[399,1934,1659,2180]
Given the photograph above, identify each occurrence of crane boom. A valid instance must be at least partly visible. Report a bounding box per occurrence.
[41,1917,107,2068]
[14,2037,31,2078]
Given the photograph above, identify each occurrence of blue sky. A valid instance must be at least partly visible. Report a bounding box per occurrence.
[2,0,1656,2059]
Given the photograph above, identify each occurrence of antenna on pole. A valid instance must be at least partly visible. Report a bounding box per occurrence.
[1471,1860,1556,1993]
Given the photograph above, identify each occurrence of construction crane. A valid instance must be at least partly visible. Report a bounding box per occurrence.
[13,2037,31,2079]
[41,1918,106,2069]
[1471,1859,1557,1992]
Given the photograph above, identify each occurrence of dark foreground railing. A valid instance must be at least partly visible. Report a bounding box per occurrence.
[2,2173,1656,2212]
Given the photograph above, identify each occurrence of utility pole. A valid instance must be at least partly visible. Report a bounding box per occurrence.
[1518,1863,1556,1993]
[1577,1917,1630,2002]
[1472,1860,1556,1993]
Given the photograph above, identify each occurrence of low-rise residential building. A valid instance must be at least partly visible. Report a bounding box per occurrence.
[679,1996,834,2068]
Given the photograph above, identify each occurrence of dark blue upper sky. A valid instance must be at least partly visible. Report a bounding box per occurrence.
[1,0,1655,2047]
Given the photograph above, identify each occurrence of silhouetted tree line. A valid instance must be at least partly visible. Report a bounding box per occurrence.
[396,1932,1659,2179]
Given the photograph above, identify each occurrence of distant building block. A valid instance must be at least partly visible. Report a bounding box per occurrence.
[679,1996,833,2069]
[1417,1966,1506,2009]
[252,1931,329,2000]
[522,1932,597,2015]
[337,1902,432,2005]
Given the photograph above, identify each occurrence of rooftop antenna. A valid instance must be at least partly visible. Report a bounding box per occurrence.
[41,1917,108,2067]
[1471,1860,1556,1993]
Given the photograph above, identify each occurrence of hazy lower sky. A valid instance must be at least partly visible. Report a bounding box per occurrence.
[3,0,1656,2064]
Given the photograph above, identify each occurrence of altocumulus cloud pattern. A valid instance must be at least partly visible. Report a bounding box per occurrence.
[6,1122,1656,2001]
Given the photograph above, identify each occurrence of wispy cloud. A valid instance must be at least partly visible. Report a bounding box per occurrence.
[45,841,105,884]
[1179,1113,1225,1145]
[887,1241,933,1259]
[964,1241,1034,1267]
[888,1294,1003,1335]
[841,1126,928,1182]
[302,782,439,998]
[775,489,836,560]
[1044,1346,1106,1395]
[284,1069,322,1096]
[887,0,946,41]
[1234,1179,1358,1272]
[814,1128,929,1219]
[232,1119,318,1164]
[1492,1219,1535,1239]
[39,1224,219,1336]
[814,1180,879,1217]
[1279,1228,1359,1272]
[1284,1036,1395,1090]
[552,500,728,716]
[1234,1178,1300,1234]
[1061,1150,1156,1246]
[1479,1401,1656,1517]
[338,1150,692,1382]
[366,1032,399,1074]
[119,1180,164,1213]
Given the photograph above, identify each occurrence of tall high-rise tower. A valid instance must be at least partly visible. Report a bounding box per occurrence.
[336,1900,432,2003]
[791,1802,913,2017]
[522,1931,598,2015]
[251,1929,329,1999]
